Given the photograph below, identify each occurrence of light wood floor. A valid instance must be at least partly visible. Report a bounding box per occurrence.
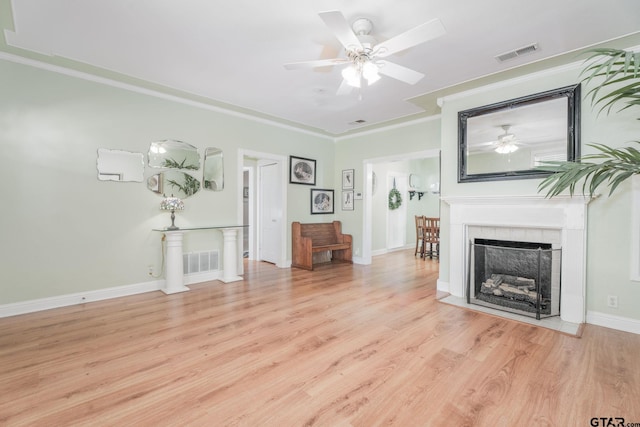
[1,251,639,426]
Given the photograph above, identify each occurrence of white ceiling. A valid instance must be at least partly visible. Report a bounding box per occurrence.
[3,0,640,135]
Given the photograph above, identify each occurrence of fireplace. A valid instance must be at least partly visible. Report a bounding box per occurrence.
[468,238,561,320]
[441,195,590,325]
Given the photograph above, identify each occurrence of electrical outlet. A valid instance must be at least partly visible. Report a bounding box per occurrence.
[607,295,618,308]
[148,266,154,276]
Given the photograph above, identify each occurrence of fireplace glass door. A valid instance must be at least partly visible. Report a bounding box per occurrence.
[468,239,561,320]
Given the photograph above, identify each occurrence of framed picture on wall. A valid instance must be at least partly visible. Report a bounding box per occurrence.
[290,156,316,185]
[310,189,334,214]
[342,191,354,211]
[342,169,354,189]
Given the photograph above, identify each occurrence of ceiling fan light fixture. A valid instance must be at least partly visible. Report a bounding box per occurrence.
[362,61,380,84]
[342,65,361,87]
[494,144,518,154]
[494,124,518,154]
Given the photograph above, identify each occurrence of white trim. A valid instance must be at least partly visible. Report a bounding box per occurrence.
[239,149,288,269]
[437,279,450,293]
[0,272,225,318]
[441,194,593,206]
[243,166,255,261]
[0,51,332,141]
[334,115,441,142]
[436,62,581,107]
[362,149,441,264]
[436,42,640,108]
[444,195,591,324]
[352,256,366,265]
[184,270,220,286]
[631,175,640,281]
[587,311,640,335]
[0,280,163,318]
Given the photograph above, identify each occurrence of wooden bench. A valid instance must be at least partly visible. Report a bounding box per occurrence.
[292,221,352,270]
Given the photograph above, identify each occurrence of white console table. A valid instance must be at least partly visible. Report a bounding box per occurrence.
[153,225,247,294]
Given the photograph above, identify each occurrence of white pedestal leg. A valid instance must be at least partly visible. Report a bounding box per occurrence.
[220,228,243,283]
[163,231,190,294]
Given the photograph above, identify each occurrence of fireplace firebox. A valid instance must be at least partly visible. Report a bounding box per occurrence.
[467,239,561,320]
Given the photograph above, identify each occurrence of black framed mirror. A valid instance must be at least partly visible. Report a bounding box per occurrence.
[458,84,580,183]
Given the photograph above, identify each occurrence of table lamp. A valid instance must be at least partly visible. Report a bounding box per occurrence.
[160,195,184,230]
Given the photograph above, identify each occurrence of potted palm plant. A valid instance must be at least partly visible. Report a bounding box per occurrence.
[538,48,640,197]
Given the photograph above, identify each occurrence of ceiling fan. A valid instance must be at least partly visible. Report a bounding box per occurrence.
[494,125,519,154]
[283,10,446,94]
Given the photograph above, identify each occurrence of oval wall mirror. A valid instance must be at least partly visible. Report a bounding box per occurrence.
[148,139,200,170]
[147,171,201,199]
[96,148,144,182]
[203,147,224,191]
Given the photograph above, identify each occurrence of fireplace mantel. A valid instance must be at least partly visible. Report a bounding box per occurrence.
[442,194,593,206]
[442,194,593,324]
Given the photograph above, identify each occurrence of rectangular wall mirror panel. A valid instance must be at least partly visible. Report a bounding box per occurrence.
[96,148,144,182]
[458,84,580,183]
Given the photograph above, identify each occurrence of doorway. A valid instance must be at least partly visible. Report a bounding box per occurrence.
[258,160,282,264]
[386,173,408,249]
[238,149,288,268]
[362,149,441,263]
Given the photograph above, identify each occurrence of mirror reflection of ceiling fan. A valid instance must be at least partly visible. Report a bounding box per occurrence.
[283,10,446,94]
[494,125,519,154]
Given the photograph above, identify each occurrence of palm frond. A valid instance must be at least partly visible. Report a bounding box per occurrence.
[581,49,640,114]
[537,48,640,199]
[538,142,640,197]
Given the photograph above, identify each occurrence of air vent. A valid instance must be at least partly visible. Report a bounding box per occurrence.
[349,119,367,125]
[495,43,539,62]
[183,250,219,274]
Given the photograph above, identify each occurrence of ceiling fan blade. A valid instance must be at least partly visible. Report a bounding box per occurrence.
[284,58,348,70]
[376,60,425,85]
[318,10,363,51]
[374,18,445,57]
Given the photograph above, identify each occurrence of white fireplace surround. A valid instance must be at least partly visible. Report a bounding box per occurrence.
[442,195,590,324]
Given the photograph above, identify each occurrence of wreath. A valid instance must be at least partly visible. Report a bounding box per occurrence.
[388,188,402,210]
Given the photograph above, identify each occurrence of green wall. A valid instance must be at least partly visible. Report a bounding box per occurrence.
[2,45,639,327]
[333,119,441,257]
[0,58,332,304]
[439,62,640,322]
[367,158,440,253]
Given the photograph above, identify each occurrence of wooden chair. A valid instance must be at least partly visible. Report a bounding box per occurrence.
[414,215,426,257]
[423,217,440,259]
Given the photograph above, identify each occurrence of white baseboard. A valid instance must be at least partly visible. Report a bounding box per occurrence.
[0,271,227,318]
[437,278,450,294]
[353,256,366,265]
[586,311,640,335]
[184,270,220,285]
[0,280,163,318]
[371,248,388,257]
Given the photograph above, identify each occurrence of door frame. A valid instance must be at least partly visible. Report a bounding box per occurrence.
[362,149,440,264]
[238,149,288,268]
[242,166,254,259]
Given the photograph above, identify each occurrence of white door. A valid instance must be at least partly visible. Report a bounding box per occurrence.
[259,161,282,264]
[387,173,407,249]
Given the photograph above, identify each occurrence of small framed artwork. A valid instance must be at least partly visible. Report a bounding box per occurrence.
[290,156,316,185]
[311,189,334,214]
[342,191,354,211]
[342,169,354,189]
